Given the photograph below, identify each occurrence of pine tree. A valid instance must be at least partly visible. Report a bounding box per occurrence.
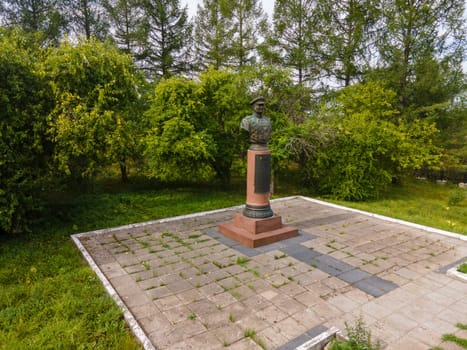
[317,0,380,87]
[376,0,466,115]
[0,0,68,43]
[192,0,234,70]
[102,0,147,63]
[140,0,192,79]
[229,0,268,68]
[68,0,109,40]
[270,0,320,85]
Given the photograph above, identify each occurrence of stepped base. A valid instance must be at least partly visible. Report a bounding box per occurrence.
[218,213,298,248]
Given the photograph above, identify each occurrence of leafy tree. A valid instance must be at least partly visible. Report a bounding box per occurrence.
[297,82,440,200]
[0,0,68,44]
[140,0,192,79]
[144,77,216,181]
[197,68,251,183]
[102,0,147,64]
[45,38,145,182]
[0,29,52,233]
[144,67,298,184]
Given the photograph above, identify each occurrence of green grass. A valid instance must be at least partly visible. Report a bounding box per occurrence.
[439,323,467,349]
[0,177,465,349]
[328,179,467,235]
[457,263,467,274]
[0,184,245,349]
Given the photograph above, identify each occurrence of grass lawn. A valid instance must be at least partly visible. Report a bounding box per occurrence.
[326,178,466,235]
[0,184,245,350]
[0,178,465,349]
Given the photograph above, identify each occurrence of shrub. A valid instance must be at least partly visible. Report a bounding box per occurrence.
[297,82,440,200]
[0,29,52,233]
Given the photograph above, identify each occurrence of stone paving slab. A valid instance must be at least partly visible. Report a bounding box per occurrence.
[72,196,467,350]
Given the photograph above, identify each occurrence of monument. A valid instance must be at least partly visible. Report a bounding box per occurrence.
[219,97,298,248]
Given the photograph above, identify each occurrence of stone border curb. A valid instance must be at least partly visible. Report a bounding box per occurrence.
[70,235,157,350]
[447,261,467,282]
[295,326,343,350]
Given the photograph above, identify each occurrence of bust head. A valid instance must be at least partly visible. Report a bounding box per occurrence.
[250,96,265,117]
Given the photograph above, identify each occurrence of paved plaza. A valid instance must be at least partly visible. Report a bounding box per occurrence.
[72,196,467,350]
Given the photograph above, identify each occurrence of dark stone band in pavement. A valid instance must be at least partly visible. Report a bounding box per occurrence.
[206,227,398,297]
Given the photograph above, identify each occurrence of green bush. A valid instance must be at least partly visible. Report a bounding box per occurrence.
[0,29,52,233]
[329,318,380,350]
[297,82,440,200]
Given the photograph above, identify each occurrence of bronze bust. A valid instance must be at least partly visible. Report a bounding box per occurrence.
[240,96,272,149]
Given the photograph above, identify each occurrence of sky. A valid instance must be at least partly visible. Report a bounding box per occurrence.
[181,0,275,19]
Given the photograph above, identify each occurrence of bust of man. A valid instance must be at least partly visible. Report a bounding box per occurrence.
[240,96,272,149]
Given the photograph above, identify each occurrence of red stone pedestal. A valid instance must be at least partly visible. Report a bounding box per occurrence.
[218,213,298,248]
[219,146,297,248]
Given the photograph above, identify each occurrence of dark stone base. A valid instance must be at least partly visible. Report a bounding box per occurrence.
[243,204,274,218]
[218,213,298,248]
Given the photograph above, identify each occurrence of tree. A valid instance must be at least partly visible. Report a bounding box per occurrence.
[228,0,268,68]
[145,66,309,185]
[192,0,234,70]
[102,0,147,64]
[270,0,320,85]
[45,38,145,182]
[295,82,441,200]
[68,0,109,40]
[0,0,68,43]
[140,0,192,79]
[144,77,216,182]
[197,68,251,183]
[0,28,52,233]
[375,0,466,116]
[317,0,380,87]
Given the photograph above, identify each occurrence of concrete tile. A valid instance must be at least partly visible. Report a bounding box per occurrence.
[146,285,173,300]
[198,282,225,297]
[406,325,445,348]
[222,302,248,323]
[225,337,262,349]
[241,294,271,311]
[278,281,308,297]
[290,307,322,329]
[385,335,431,350]
[327,294,360,313]
[256,304,288,324]
[360,301,393,320]
[208,291,237,309]
[272,293,307,316]
[273,317,309,340]
[162,304,192,324]
[154,294,182,311]
[236,313,270,333]
[257,326,290,349]
[294,290,322,307]
[213,324,245,346]
[311,300,342,322]
[187,299,218,317]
